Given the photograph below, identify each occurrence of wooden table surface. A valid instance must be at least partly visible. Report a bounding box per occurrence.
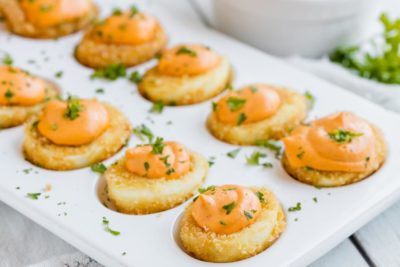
[188,1,400,266]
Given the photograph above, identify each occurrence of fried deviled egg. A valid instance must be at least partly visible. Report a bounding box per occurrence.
[0,66,59,129]
[138,44,232,105]
[0,0,98,39]
[75,6,167,69]
[179,185,286,262]
[23,97,131,170]
[104,139,208,214]
[282,111,387,187]
[207,84,307,145]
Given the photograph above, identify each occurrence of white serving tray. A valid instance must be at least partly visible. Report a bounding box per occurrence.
[1,1,400,266]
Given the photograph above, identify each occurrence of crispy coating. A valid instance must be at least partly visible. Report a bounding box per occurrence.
[105,152,208,215]
[206,85,308,145]
[179,187,286,263]
[0,0,98,39]
[138,57,232,105]
[75,24,167,68]
[282,125,387,187]
[0,81,59,129]
[23,102,131,170]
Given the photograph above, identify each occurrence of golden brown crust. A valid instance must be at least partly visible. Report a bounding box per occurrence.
[206,85,308,145]
[23,102,131,170]
[0,80,59,129]
[105,152,208,214]
[138,57,233,106]
[179,187,286,263]
[75,24,168,69]
[282,125,387,187]
[0,0,98,39]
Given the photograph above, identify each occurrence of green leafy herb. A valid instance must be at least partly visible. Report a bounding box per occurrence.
[4,89,13,99]
[244,210,253,220]
[176,46,197,57]
[255,139,282,159]
[219,220,227,226]
[198,185,216,194]
[95,88,105,94]
[328,129,363,144]
[91,64,126,80]
[150,101,164,113]
[112,8,123,16]
[222,202,235,214]
[55,71,63,78]
[254,191,265,203]
[129,71,142,84]
[102,217,120,236]
[237,113,246,125]
[132,124,153,143]
[227,148,241,159]
[2,54,13,65]
[226,97,246,112]
[208,156,216,167]
[144,162,150,171]
[288,202,302,212]
[246,151,267,166]
[304,91,315,109]
[262,162,273,168]
[91,163,107,174]
[64,96,83,120]
[296,150,305,159]
[212,102,217,111]
[313,197,318,203]
[27,192,41,200]
[151,137,165,154]
[129,5,139,17]
[330,13,400,85]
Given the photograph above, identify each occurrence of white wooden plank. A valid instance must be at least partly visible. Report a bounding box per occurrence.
[308,239,368,267]
[355,201,400,267]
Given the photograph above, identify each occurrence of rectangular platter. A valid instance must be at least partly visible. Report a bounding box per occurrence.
[1,0,400,266]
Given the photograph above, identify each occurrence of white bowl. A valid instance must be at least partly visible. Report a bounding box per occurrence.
[213,0,377,58]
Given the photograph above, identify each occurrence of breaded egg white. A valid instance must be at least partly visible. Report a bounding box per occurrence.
[105,152,208,215]
[0,81,59,129]
[138,56,232,105]
[23,102,131,170]
[179,187,286,263]
[282,125,387,187]
[207,85,307,145]
[0,0,98,39]
[75,24,167,69]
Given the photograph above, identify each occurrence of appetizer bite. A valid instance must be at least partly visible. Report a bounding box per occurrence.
[138,44,232,105]
[0,66,59,129]
[104,138,208,214]
[23,97,131,170]
[282,112,387,187]
[179,185,286,262]
[75,6,167,69]
[207,84,307,145]
[0,0,97,39]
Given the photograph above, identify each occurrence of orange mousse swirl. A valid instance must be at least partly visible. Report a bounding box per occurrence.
[157,44,220,76]
[19,0,92,28]
[215,85,281,125]
[125,140,190,179]
[89,9,157,45]
[192,185,261,235]
[283,112,375,172]
[37,98,109,146]
[0,66,46,106]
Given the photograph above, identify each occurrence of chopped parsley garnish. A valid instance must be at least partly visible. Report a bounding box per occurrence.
[304,91,315,109]
[91,163,107,174]
[112,8,123,16]
[288,202,302,212]
[151,137,165,154]
[27,192,41,200]
[91,64,126,80]
[328,129,363,144]
[130,5,139,17]
[129,71,142,84]
[102,217,120,236]
[160,155,170,167]
[296,150,305,159]
[246,151,267,166]
[176,46,197,57]
[237,113,246,125]
[144,162,150,171]
[198,185,216,194]
[256,139,282,159]
[4,89,13,99]
[304,166,314,171]
[95,88,105,94]
[208,156,216,167]
[2,54,13,65]
[132,124,153,143]
[254,191,265,203]
[226,97,246,112]
[150,101,164,113]
[227,148,241,159]
[219,220,227,226]
[166,168,175,175]
[222,202,235,214]
[55,71,63,78]
[262,162,273,168]
[212,102,217,111]
[64,96,83,120]
[244,210,253,220]
[313,197,318,203]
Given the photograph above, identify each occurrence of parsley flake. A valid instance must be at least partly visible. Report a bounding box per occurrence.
[226,97,246,112]
[237,113,246,125]
[91,163,107,174]
[150,101,164,113]
[328,129,363,144]
[151,137,165,154]
[91,64,126,80]
[244,210,253,220]
[222,202,235,214]
[288,202,302,212]
[176,46,197,57]
[27,192,41,200]
[132,124,153,143]
[129,71,142,84]
[102,217,120,236]
[64,96,83,120]
[227,148,241,159]
[246,151,267,166]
